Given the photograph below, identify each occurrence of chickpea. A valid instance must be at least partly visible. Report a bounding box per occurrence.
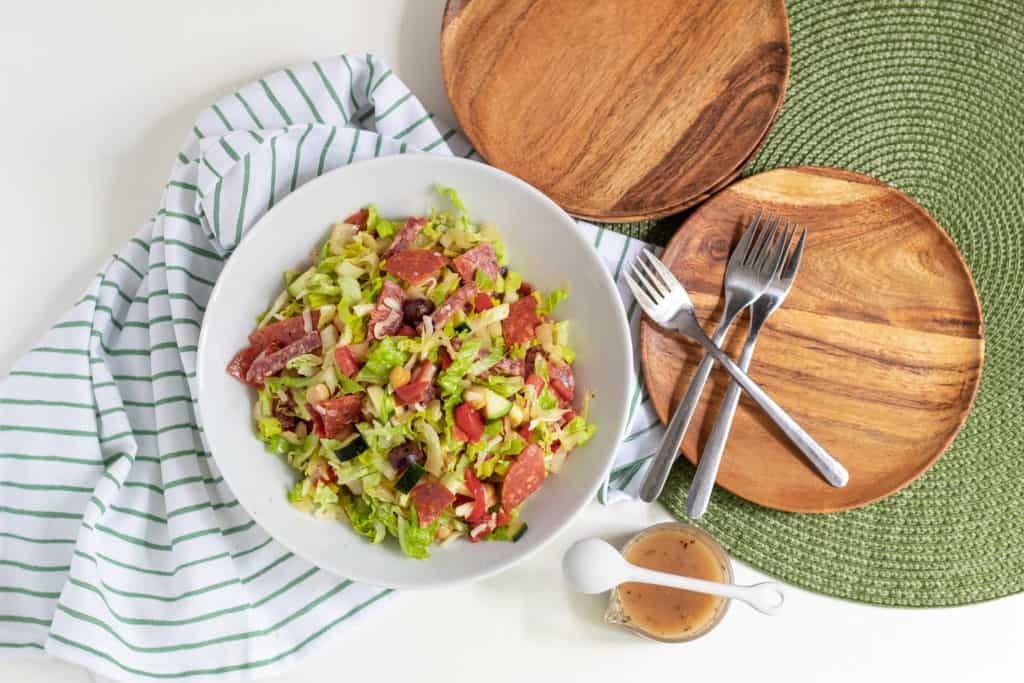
[307,383,330,404]
[389,366,411,389]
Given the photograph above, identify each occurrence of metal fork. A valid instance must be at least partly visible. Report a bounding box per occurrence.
[686,228,808,519]
[625,250,849,491]
[638,214,788,503]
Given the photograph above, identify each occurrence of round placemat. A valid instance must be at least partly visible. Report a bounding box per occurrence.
[642,1,1023,607]
[440,0,789,222]
[641,167,983,514]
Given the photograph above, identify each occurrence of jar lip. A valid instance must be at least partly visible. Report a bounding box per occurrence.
[606,522,734,643]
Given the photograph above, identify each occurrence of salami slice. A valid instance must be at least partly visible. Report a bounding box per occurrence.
[384,249,446,286]
[432,283,478,327]
[384,217,427,257]
[245,332,322,385]
[501,443,546,511]
[452,243,500,285]
[482,357,525,378]
[334,346,360,377]
[226,345,262,384]
[249,312,320,349]
[501,296,541,346]
[368,280,406,340]
[311,394,363,438]
[548,360,576,401]
[410,481,455,527]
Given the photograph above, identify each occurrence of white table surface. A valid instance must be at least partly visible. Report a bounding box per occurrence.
[2,2,1021,681]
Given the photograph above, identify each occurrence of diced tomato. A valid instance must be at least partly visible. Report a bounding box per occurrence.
[451,423,468,442]
[310,457,336,485]
[454,403,485,442]
[439,348,453,371]
[518,425,534,443]
[412,360,437,385]
[343,209,369,229]
[463,470,488,524]
[396,324,417,337]
[473,292,494,313]
[394,380,433,407]
[525,374,545,395]
[560,409,577,427]
[334,346,360,377]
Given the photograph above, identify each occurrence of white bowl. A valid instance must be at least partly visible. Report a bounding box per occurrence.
[197,155,633,589]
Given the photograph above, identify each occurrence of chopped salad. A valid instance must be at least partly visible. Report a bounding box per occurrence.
[226,188,595,558]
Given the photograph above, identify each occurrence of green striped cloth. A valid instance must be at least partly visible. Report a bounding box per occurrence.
[0,53,655,679]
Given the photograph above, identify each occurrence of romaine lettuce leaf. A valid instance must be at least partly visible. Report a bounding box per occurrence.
[437,338,482,394]
[398,506,437,559]
[356,338,409,384]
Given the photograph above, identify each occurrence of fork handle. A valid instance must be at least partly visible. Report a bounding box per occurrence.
[692,328,850,488]
[638,318,734,503]
[686,334,759,518]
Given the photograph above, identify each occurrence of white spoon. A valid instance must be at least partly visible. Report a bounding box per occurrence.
[562,537,786,616]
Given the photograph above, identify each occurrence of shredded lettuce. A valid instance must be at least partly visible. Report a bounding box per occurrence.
[486,374,524,398]
[437,339,482,395]
[540,288,569,316]
[398,507,437,559]
[257,417,282,441]
[356,338,409,384]
[367,205,399,238]
[437,186,470,228]
[341,492,399,544]
[286,354,322,377]
[475,270,495,291]
[357,420,412,456]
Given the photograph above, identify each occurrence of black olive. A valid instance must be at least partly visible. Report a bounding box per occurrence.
[402,298,435,327]
[388,442,424,472]
[499,265,509,277]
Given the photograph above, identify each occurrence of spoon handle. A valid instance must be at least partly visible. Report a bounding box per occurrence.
[627,567,786,616]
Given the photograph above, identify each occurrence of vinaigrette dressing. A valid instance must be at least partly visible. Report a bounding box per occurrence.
[605,523,731,642]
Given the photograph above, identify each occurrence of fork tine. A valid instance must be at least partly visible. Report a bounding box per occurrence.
[628,262,660,302]
[760,221,791,275]
[636,256,668,298]
[780,228,807,281]
[730,210,764,266]
[642,249,682,294]
[772,224,797,277]
[625,271,657,312]
[746,215,780,266]
[751,217,782,269]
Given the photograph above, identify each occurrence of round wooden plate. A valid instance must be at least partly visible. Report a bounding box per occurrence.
[639,167,984,513]
[440,0,790,222]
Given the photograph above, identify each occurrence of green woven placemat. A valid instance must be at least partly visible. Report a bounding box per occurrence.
[613,0,1024,607]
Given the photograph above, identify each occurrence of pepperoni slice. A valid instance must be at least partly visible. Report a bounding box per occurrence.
[334,346,360,377]
[502,296,541,346]
[483,357,524,378]
[501,444,546,511]
[311,395,363,438]
[368,280,406,340]
[343,209,369,229]
[384,249,447,286]
[384,217,427,257]
[248,312,320,349]
[410,481,455,527]
[227,345,262,385]
[432,284,478,327]
[548,360,576,401]
[246,332,322,385]
[452,243,500,285]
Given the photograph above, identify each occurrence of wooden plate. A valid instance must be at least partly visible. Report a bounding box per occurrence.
[440,0,790,222]
[639,167,984,512]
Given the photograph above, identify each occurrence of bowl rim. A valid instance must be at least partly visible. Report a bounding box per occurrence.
[196,154,634,588]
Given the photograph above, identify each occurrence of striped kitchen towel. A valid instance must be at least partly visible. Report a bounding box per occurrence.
[0,53,661,681]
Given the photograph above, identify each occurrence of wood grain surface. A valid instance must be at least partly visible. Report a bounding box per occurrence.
[640,167,984,512]
[440,0,790,222]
